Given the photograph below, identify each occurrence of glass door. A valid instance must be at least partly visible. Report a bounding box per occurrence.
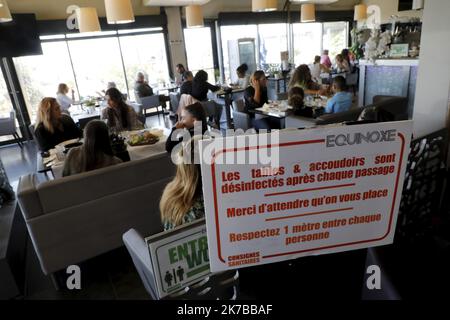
[0,65,21,144]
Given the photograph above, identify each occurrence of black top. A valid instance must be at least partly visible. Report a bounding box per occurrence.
[165,126,208,154]
[244,86,269,116]
[180,80,193,96]
[35,115,82,152]
[191,81,219,101]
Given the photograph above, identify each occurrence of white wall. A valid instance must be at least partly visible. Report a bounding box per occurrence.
[413,0,450,138]
[165,7,187,81]
[362,0,423,23]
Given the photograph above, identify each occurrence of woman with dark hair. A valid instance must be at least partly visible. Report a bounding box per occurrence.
[243,70,272,130]
[101,88,144,133]
[62,120,122,177]
[289,64,322,94]
[191,70,220,101]
[288,86,313,118]
[166,102,208,154]
[234,63,250,88]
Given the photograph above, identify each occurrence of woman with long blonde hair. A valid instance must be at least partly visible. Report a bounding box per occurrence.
[34,97,82,151]
[160,136,204,230]
[56,83,75,114]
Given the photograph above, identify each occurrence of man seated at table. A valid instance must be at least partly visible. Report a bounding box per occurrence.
[134,71,169,112]
[325,76,352,114]
[134,72,154,101]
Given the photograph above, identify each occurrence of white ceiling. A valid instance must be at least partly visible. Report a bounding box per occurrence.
[143,0,211,6]
[7,0,360,20]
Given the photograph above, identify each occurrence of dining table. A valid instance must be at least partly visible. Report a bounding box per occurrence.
[39,127,171,179]
[212,87,246,130]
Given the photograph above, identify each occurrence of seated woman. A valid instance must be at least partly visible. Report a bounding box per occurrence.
[232,63,250,89]
[34,97,82,152]
[191,70,220,101]
[160,137,204,230]
[102,87,144,133]
[334,54,351,73]
[288,86,313,118]
[56,83,76,115]
[166,102,208,154]
[289,64,323,95]
[243,70,271,131]
[62,120,122,177]
[310,56,330,83]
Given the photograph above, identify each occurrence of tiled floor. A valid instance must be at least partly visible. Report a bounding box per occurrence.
[1,114,174,300]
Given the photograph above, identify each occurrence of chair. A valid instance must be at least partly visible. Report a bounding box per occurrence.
[78,115,100,130]
[0,111,22,148]
[169,92,181,115]
[232,99,251,131]
[123,229,240,300]
[139,95,163,118]
[201,100,223,130]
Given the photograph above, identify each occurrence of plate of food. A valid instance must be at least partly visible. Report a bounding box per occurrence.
[127,130,160,146]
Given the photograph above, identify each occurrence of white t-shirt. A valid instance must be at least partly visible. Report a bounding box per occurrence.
[56,93,73,112]
[310,63,322,82]
[238,75,250,89]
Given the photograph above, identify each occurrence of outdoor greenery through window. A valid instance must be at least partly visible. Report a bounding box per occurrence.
[184,27,215,84]
[13,29,170,121]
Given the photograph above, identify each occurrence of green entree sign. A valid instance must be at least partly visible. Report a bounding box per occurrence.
[146,219,210,299]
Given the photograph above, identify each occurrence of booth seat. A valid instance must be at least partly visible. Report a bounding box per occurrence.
[17,153,175,275]
[286,96,409,129]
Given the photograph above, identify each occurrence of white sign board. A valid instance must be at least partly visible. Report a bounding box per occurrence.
[146,220,210,299]
[200,121,413,272]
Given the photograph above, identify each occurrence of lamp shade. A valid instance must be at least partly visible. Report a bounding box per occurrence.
[76,7,101,33]
[301,4,315,22]
[354,4,367,21]
[0,0,12,23]
[105,0,135,24]
[412,0,424,10]
[252,0,277,12]
[186,5,204,28]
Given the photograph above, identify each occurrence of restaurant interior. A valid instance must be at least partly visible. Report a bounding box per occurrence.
[0,0,450,301]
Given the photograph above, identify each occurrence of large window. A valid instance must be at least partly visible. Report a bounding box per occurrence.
[293,23,322,66]
[258,23,288,67]
[323,22,348,60]
[120,32,170,101]
[220,25,258,83]
[13,29,170,120]
[293,22,349,66]
[14,42,77,121]
[68,37,127,98]
[0,73,12,118]
[184,27,215,83]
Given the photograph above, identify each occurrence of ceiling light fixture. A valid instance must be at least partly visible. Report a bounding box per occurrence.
[301,3,316,22]
[252,0,278,12]
[186,4,204,28]
[0,0,12,23]
[354,4,368,21]
[105,0,135,24]
[77,7,101,33]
